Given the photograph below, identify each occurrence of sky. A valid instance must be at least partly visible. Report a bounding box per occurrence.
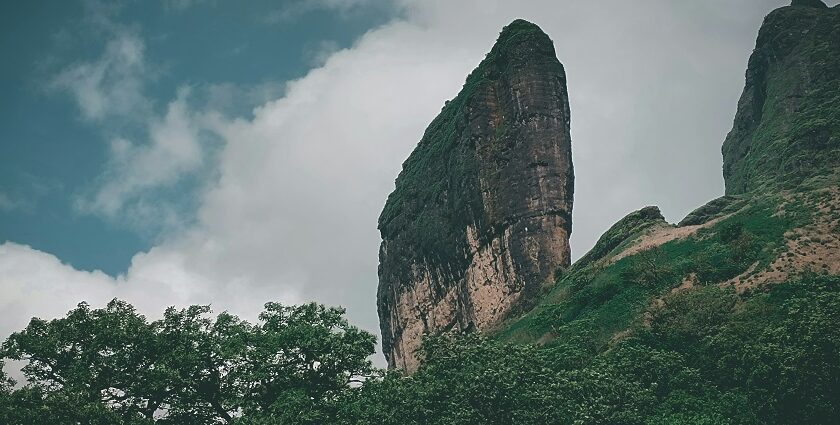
[1,0,831,365]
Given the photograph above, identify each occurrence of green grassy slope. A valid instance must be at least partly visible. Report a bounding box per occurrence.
[344,3,840,423]
[496,190,813,346]
[340,187,840,424]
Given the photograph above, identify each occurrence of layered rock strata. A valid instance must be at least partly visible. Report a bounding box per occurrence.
[723,0,840,194]
[377,20,573,370]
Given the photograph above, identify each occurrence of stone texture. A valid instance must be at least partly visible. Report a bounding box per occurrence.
[574,206,666,270]
[677,196,745,227]
[791,0,828,9]
[722,2,840,195]
[377,20,573,371]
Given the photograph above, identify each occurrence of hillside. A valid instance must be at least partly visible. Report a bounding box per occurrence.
[367,1,840,423]
[2,1,839,424]
[498,0,840,349]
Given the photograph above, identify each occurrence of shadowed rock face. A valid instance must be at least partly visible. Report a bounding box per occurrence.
[377,20,573,371]
[723,0,840,195]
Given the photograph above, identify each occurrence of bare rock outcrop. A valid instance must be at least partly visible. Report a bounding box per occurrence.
[722,0,840,195]
[377,20,573,370]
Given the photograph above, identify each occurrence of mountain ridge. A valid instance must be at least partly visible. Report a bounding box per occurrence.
[378,1,840,380]
[723,0,840,194]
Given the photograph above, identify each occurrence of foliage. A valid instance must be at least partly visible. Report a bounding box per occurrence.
[335,274,840,425]
[2,274,840,424]
[336,334,657,425]
[0,301,376,424]
[498,194,803,346]
[2,188,839,424]
[643,273,840,424]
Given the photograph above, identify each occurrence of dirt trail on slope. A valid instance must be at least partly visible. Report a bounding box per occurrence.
[610,214,734,263]
[728,188,840,291]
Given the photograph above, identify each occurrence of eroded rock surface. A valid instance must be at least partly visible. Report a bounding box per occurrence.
[575,206,666,270]
[722,0,840,194]
[377,20,573,370]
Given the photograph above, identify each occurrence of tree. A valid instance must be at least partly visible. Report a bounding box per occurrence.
[152,305,251,424]
[240,302,377,422]
[1,300,162,422]
[0,299,378,424]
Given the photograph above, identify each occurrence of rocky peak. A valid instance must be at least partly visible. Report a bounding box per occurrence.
[791,0,828,9]
[377,19,573,370]
[722,2,840,194]
[575,206,666,269]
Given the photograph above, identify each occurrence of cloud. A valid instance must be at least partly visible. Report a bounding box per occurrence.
[1,0,804,367]
[0,243,115,333]
[0,177,58,214]
[265,0,378,23]
[196,81,287,117]
[75,88,209,230]
[0,193,30,213]
[163,0,214,12]
[303,40,342,67]
[50,31,150,122]
[48,4,214,231]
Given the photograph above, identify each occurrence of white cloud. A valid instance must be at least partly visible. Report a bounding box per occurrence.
[303,40,342,67]
[0,178,56,214]
[163,0,213,12]
[197,81,287,117]
[51,31,150,122]
[0,241,303,364]
[49,8,212,229]
[75,88,207,227]
[1,0,800,367]
[0,243,116,335]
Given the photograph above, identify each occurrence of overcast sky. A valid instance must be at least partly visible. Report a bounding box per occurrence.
[2,0,832,365]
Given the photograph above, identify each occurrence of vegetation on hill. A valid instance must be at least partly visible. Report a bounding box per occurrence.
[3,189,840,424]
[3,265,840,424]
[343,274,840,425]
[4,3,840,424]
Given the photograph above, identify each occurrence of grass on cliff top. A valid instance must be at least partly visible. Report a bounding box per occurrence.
[342,272,840,424]
[496,192,812,354]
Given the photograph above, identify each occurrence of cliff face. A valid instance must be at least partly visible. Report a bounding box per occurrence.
[723,0,840,195]
[358,2,840,422]
[377,20,573,370]
[498,0,840,369]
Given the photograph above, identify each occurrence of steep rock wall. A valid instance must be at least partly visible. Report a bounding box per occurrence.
[723,0,840,194]
[377,20,573,370]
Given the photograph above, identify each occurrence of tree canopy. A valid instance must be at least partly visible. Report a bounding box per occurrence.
[0,300,376,424]
[2,274,840,424]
